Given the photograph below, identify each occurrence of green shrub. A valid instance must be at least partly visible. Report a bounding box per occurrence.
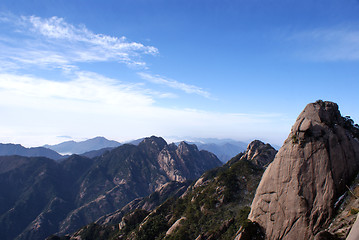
[136,214,169,240]
[350,207,359,215]
[292,135,298,144]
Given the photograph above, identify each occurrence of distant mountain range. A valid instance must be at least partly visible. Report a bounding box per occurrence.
[43,136,121,154]
[0,137,253,163]
[0,136,221,240]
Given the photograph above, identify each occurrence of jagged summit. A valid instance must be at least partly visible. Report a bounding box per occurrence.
[242,101,359,240]
[138,136,167,149]
[177,141,199,151]
[239,140,277,168]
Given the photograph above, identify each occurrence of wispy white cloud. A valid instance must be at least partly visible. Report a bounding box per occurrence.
[26,16,157,54]
[0,13,158,69]
[138,72,211,98]
[0,13,213,100]
[288,26,359,61]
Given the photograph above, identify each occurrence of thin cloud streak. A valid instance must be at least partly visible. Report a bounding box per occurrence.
[138,72,211,98]
[27,16,158,54]
[288,26,359,61]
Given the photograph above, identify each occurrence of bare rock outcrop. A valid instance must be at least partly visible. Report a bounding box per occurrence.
[157,141,221,182]
[239,140,277,168]
[347,214,359,240]
[244,101,359,240]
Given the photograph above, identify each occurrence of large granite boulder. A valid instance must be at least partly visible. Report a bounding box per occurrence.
[243,101,359,239]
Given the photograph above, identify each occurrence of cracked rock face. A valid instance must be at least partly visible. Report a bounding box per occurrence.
[245,101,359,240]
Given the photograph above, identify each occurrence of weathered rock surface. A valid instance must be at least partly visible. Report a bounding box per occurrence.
[320,172,359,239]
[244,101,359,240]
[346,214,359,240]
[239,140,277,168]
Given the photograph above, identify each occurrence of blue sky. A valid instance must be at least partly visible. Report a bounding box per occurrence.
[0,0,358,147]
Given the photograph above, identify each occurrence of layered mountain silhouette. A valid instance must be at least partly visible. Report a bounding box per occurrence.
[0,143,64,160]
[0,136,221,240]
[43,136,121,154]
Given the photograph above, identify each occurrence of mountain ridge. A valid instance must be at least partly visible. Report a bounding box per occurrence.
[43,136,121,155]
[0,143,64,160]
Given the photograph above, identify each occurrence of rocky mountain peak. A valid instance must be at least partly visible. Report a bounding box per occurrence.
[139,136,167,149]
[298,100,341,125]
[240,140,277,168]
[138,136,167,157]
[177,141,199,154]
[242,101,359,240]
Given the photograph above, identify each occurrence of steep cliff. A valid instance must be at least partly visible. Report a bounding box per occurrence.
[243,101,359,239]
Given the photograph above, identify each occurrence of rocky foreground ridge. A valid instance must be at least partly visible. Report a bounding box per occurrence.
[55,140,276,239]
[238,100,359,239]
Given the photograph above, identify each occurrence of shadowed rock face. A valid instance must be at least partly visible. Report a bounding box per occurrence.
[245,101,359,240]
